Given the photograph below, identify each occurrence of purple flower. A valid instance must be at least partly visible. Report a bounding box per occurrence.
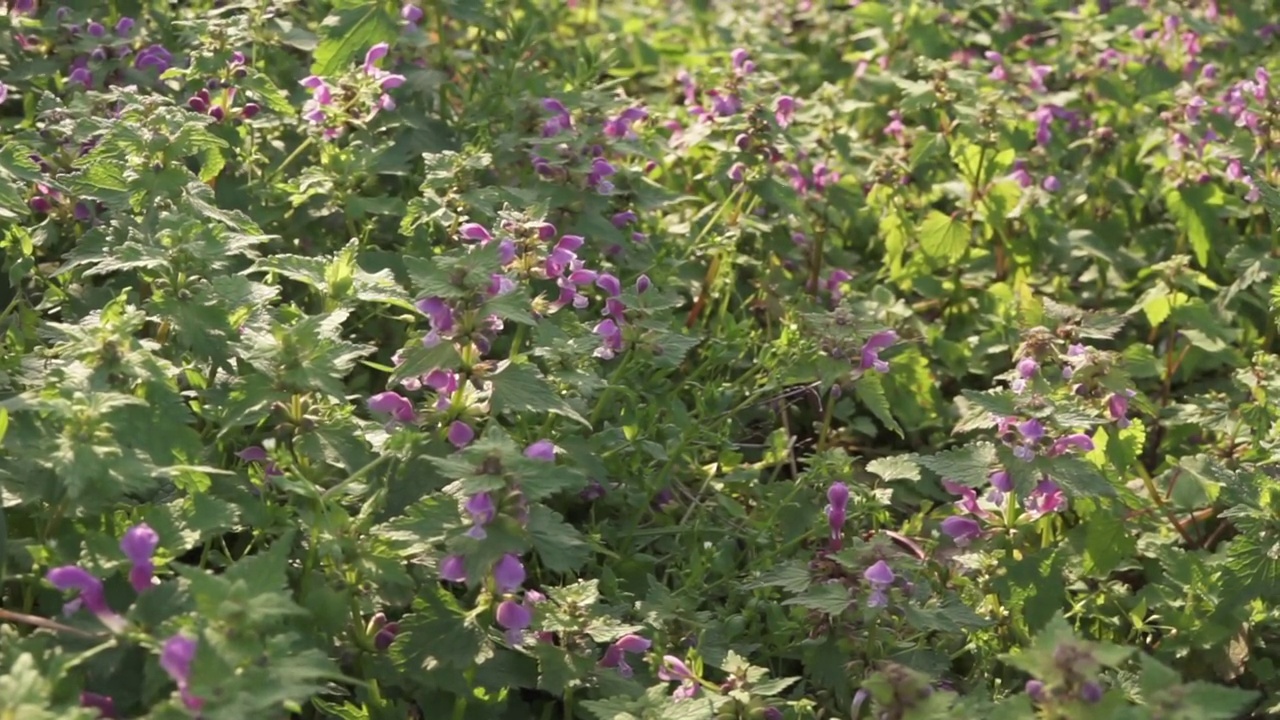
[728,162,746,183]
[659,655,696,682]
[775,95,796,127]
[115,17,135,35]
[524,440,556,461]
[611,210,638,228]
[709,91,741,117]
[595,273,622,297]
[1026,479,1065,518]
[1042,175,1061,192]
[940,515,982,546]
[495,599,531,644]
[600,634,651,677]
[593,319,624,359]
[88,21,106,37]
[447,421,474,448]
[80,692,117,718]
[416,296,455,333]
[363,43,390,74]
[374,621,400,650]
[1017,419,1045,444]
[1016,357,1039,379]
[826,482,850,549]
[604,107,648,138]
[1026,680,1046,702]
[69,67,93,87]
[439,555,467,582]
[47,567,124,630]
[368,391,415,423]
[465,492,496,533]
[493,554,526,593]
[636,275,652,293]
[121,524,159,593]
[860,330,898,373]
[0,82,7,104]
[884,110,906,140]
[990,470,1013,492]
[160,635,203,710]
[1080,681,1103,704]
[863,560,894,607]
[1010,159,1034,188]
[1048,433,1094,456]
[1108,390,1135,427]
[402,3,424,23]
[459,222,492,242]
[236,445,283,477]
[134,45,173,72]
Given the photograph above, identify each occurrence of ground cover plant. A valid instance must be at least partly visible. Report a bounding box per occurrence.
[7,0,1280,718]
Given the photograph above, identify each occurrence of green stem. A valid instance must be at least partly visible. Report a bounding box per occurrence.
[507,323,528,362]
[265,136,316,186]
[320,453,391,500]
[588,351,634,427]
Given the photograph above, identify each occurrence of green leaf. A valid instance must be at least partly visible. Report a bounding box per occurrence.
[1175,681,1260,719]
[393,586,490,671]
[312,3,401,77]
[918,209,970,262]
[534,643,594,695]
[1036,455,1115,497]
[866,455,920,482]
[527,505,590,573]
[1239,160,1280,230]
[1080,509,1135,576]
[1165,185,1223,268]
[853,371,903,437]
[959,389,1020,418]
[489,361,590,427]
[917,443,997,487]
[904,601,993,633]
[389,341,461,387]
[745,561,812,593]
[781,582,854,615]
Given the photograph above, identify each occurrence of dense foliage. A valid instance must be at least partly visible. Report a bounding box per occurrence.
[5,0,1280,718]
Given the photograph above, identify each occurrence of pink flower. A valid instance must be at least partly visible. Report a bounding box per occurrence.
[368,391,416,423]
[47,567,125,631]
[601,634,652,678]
[120,524,159,593]
[447,421,475,448]
[160,635,203,710]
[363,43,390,74]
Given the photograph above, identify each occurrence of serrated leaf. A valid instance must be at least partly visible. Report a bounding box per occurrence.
[489,361,590,427]
[866,455,920,482]
[1080,509,1135,575]
[1036,455,1115,497]
[917,443,997,487]
[393,586,489,671]
[781,582,855,615]
[959,389,1020,418]
[745,562,812,593]
[904,601,993,633]
[1239,160,1280,229]
[853,371,903,437]
[388,341,461,387]
[527,505,590,573]
[750,675,799,696]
